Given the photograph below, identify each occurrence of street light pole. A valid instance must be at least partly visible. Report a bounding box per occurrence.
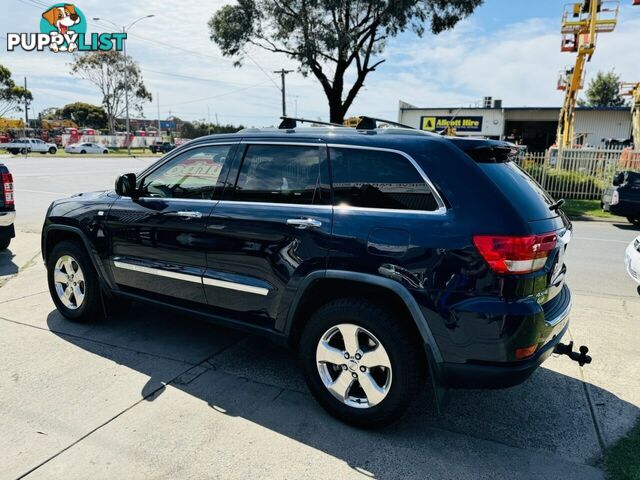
[273,69,293,117]
[92,15,154,155]
[122,26,131,154]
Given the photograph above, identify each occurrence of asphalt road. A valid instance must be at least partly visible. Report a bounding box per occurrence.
[1,154,639,479]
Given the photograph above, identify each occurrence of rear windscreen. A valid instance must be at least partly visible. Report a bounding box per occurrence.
[479,161,558,221]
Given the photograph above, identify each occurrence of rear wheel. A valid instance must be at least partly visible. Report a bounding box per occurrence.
[80,149,86,154]
[627,217,640,226]
[47,240,101,322]
[299,298,426,428]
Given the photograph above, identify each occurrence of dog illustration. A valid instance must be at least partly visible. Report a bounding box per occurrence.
[42,4,80,52]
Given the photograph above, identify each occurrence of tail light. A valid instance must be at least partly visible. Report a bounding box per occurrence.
[473,233,557,274]
[1,172,14,206]
[611,190,619,205]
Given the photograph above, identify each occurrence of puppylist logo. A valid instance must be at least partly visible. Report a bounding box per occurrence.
[6,3,126,53]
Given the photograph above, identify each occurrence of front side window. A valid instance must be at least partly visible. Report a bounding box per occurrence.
[140,144,233,199]
[329,147,438,211]
[232,144,329,205]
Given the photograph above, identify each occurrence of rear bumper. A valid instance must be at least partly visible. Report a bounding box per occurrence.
[435,285,572,389]
[0,210,16,227]
[438,321,569,388]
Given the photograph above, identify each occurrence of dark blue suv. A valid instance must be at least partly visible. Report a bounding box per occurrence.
[42,125,572,427]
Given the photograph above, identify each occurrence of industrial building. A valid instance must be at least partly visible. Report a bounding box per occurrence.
[397,100,633,151]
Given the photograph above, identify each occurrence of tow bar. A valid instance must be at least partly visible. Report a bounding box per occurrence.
[554,341,592,366]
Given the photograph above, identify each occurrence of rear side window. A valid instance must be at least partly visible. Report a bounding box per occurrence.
[329,147,438,211]
[233,144,329,205]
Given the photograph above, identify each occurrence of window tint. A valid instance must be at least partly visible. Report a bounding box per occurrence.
[233,145,329,204]
[329,147,438,211]
[140,144,233,199]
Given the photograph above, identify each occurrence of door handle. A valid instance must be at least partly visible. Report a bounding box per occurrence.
[167,211,203,219]
[286,218,322,229]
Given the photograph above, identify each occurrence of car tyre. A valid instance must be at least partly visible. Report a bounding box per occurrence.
[49,147,57,154]
[299,298,426,428]
[627,216,640,226]
[47,240,102,323]
[80,150,86,154]
[20,148,28,154]
[103,149,109,155]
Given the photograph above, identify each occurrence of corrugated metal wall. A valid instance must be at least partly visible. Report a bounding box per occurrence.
[574,110,632,146]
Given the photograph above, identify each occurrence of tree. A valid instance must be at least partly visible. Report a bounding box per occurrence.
[60,102,108,129]
[579,70,627,108]
[0,64,32,118]
[181,121,245,138]
[69,51,152,134]
[209,0,482,123]
[39,107,61,120]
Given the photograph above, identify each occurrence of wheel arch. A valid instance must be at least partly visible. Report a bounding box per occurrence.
[284,270,443,364]
[42,225,115,289]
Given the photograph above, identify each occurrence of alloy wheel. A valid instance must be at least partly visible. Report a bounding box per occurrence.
[316,323,392,409]
[53,255,86,310]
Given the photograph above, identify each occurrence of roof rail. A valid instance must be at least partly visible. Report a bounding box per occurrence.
[278,116,345,129]
[355,116,415,130]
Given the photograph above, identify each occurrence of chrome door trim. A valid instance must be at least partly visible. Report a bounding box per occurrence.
[202,277,269,296]
[113,259,270,295]
[239,141,324,147]
[326,143,447,214]
[113,260,202,284]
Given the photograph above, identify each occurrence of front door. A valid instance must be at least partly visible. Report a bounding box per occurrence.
[106,143,237,305]
[203,141,333,328]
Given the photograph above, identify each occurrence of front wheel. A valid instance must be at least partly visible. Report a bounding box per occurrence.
[0,236,10,251]
[103,149,109,155]
[47,240,102,322]
[49,147,57,154]
[299,298,426,428]
[80,150,86,154]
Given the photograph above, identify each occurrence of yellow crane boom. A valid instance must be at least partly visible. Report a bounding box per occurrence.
[620,82,640,148]
[556,1,619,149]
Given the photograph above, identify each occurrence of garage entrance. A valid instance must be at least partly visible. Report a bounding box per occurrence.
[504,120,558,152]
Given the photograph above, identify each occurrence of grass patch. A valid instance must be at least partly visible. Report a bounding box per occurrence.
[562,199,615,220]
[605,420,640,480]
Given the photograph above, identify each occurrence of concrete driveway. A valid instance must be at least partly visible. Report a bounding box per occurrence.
[1,155,639,479]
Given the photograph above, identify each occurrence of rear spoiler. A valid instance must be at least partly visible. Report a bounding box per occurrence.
[446,138,519,163]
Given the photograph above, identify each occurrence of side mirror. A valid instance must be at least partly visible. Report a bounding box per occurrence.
[115,173,138,198]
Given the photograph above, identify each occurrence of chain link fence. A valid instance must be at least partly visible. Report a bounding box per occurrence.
[514,148,640,200]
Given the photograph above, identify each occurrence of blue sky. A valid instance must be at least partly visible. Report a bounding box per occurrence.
[1,0,639,127]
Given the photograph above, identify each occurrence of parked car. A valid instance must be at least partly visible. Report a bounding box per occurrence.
[149,141,176,154]
[602,171,640,225]
[625,235,640,287]
[42,124,573,427]
[1,138,57,155]
[0,163,15,250]
[64,143,109,155]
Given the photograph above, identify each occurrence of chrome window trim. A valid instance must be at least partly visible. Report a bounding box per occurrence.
[239,141,324,147]
[113,259,270,295]
[113,260,202,284]
[202,277,269,296]
[327,143,447,215]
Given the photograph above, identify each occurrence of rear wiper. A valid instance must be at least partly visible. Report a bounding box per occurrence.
[549,198,565,212]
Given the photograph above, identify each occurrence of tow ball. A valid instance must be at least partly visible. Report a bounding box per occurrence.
[553,341,592,366]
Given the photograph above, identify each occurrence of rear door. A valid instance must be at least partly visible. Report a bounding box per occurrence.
[203,141,332,328]
[105,143,237,305]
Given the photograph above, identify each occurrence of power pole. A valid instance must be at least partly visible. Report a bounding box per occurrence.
[273,69,293,117]
[24,77,29,127]
[156,92,161,139]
